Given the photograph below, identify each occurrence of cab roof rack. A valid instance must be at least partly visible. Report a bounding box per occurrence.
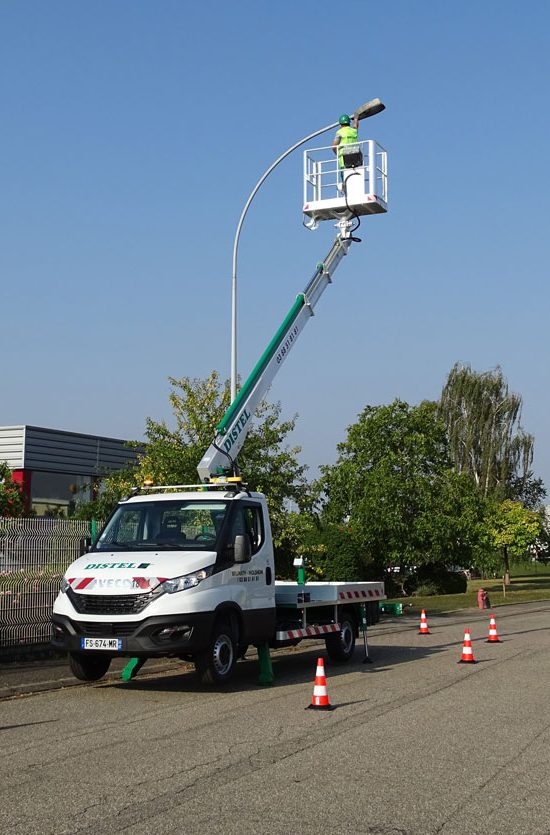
[126,480,249,499]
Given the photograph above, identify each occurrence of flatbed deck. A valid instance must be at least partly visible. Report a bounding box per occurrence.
[273,581,385,644]
[274,581,385,608]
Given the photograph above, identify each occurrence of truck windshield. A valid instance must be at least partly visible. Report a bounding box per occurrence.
[94,500,228,552]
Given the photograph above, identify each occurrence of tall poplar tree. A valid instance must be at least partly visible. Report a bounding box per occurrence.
[438,363,543,506]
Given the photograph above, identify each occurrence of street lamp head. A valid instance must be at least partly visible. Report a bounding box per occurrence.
[354,98,386,121]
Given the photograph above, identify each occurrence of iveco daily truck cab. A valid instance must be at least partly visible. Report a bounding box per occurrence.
[53,485,276,683]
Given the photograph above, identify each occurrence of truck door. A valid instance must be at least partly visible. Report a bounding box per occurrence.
[224,501,275,632]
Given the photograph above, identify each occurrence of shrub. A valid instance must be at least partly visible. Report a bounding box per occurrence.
[412,582,439,597]
[384,565,468,597]
[400,565,468,596]
[437,570,467,594]
[0,463,25,517]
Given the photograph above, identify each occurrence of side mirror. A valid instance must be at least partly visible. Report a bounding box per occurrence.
[79,537,91,556]
[234,534,251,564]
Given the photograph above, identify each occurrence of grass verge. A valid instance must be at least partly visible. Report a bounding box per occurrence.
[385,563,550,616]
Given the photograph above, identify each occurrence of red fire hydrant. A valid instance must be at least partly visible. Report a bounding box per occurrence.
[477,588,490,609]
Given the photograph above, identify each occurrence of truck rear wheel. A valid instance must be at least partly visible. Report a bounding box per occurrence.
[325,610,356,663]
[195,618,237,685]
[68,651,112,681]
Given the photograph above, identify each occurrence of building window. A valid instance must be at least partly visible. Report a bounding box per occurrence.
[31,472,92,516]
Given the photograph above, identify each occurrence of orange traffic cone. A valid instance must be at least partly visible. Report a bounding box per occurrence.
[306,657,334,711]
[486,614,501,643]
[419,609,430,634]
[459,628,476,663]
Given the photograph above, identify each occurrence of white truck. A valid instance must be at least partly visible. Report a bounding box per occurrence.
[52,483,384,683]
[52,125,389,685]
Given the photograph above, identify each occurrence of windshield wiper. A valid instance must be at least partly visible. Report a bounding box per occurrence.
[95,541,193,552]
[143,542,190,550]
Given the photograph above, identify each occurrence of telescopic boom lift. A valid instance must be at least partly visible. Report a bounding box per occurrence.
[197,126,388,483]
[52,106,389,688]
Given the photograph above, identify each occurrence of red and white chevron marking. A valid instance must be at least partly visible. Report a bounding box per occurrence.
[68,577,95,590]
[338,588,382,600]
[276,623,340,641]
[67,576,166,590]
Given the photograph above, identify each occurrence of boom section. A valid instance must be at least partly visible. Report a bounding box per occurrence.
[197,233,352,482]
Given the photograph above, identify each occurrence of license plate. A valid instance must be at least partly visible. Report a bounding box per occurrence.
[81,637,123,651]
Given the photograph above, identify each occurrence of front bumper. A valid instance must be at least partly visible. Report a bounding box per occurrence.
[51,611,216,658]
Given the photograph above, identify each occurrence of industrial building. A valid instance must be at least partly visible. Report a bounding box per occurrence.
[0,425,140,515]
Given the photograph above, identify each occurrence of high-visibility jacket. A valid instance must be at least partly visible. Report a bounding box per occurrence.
[335,125,358,168]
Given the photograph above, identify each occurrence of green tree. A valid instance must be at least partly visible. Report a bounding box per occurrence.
[0,463,25,517]
[438,363,545,505]
[318,400,485,578]
[277,511,374,583]
[75,372,311,572]
[483,499,542,583]
[300,520,366,582]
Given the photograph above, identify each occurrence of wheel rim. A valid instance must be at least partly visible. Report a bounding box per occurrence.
[212,633,234,676]
[340,622,353,653]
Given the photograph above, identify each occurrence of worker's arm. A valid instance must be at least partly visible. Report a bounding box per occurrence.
[332,132,341,155]
[353,114,359,130]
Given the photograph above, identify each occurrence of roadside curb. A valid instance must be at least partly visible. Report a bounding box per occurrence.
[0,659,183,701]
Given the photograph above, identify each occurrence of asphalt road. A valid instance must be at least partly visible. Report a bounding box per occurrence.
[1,602,550,835]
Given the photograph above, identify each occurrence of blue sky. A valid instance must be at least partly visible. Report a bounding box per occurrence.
[2,1,550,487]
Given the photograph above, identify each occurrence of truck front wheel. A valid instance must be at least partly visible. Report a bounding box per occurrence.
[68,651,112,681]
[325,611,356,663]
[195,618,237,685]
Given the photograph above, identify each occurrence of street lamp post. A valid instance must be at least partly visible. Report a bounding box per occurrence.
[230,98,385,403]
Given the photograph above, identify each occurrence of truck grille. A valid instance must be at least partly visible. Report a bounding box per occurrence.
[78,622,138,637]
[68,588,159,615]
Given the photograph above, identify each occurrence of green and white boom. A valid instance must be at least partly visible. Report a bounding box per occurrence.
[198,133,388,482]
[197,227,353,482]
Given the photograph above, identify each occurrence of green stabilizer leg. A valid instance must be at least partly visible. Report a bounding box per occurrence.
[122,657,146,682]
[257,643,274,686]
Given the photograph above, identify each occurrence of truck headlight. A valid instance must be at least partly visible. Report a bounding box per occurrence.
[161,566,213,594]
[60,578,70,594]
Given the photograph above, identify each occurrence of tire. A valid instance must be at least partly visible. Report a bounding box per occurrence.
[325,610,356,663]
[68,651,112,682]
[195,618,237,685]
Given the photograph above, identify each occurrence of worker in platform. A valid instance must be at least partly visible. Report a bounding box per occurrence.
[332,113,359,176]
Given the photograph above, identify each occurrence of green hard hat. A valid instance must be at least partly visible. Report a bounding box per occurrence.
[339,114,351,126]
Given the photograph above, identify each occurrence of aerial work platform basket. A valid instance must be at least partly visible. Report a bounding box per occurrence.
[303,139,388,226]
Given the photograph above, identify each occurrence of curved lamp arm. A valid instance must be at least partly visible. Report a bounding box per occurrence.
[230,98,385,402]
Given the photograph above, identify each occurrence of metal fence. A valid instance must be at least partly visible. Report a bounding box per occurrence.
[0,517,91,656]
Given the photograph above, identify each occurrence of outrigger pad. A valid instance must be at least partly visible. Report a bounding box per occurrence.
[121,657,146,682]
[257,643,274,686]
